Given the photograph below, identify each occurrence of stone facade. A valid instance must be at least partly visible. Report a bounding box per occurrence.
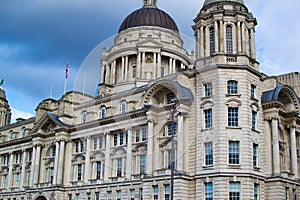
[0,0,299,200]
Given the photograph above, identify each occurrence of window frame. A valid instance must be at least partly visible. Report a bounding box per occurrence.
[229,182,241,200]
[81,111,87,123]
[228,107,239,127]
[226,25,233,54]
[253,143,259,168]
[204,83,213,97]
[120,101,127,114]
[209,27,215,55]
[205,182,213,200]
[227,80,238,95]
[99,106,107,119]
[229,141,240,165]
[252,110,257,131]
[205,142,213,166]
[204,109,213,129]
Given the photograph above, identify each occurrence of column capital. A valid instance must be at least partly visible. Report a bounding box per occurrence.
[287,121,297,129]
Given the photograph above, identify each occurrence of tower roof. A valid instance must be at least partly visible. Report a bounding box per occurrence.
[203,0,244,7]
[118,0,178,33]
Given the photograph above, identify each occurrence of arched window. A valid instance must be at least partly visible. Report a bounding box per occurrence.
[120,102,127,114]
[8,130,13,141]
[81,111,87,123]
[226,25,233,54]
[99,106,106,119]
[209,27,215,55]
[20,127,26,138]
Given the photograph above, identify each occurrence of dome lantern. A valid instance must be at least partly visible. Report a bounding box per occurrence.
[143,0,157,8]
[203,0,244,7]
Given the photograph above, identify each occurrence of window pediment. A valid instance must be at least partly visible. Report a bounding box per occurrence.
[200,100,214,109]
[226,98,242,107]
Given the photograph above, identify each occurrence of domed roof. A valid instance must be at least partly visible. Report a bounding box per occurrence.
[203,0,244,7]
[0,87,6,100]
[118,1,179,33]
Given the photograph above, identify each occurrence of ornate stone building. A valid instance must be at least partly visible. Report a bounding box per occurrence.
[0,0,299,199]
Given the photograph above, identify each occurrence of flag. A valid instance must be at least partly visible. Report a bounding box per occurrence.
[65,65,69,79]
[0,79,3,86]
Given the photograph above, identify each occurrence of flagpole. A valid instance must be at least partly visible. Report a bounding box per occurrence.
[64,64,69,94]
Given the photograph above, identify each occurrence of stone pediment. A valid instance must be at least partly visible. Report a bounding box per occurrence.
[137,39,162,49]
[31,112,70,135]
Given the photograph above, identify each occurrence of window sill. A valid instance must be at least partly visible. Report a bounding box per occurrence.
[201,96,213,101]
[251,97,259,102]
[226,94,241,98]
[251,129,260,134]
[202,165,214,169]
[253,166,260,171]
[202,128,214,131]
[226,126,242,129]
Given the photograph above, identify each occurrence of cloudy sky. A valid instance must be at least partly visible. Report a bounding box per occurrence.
[0,0,299,122]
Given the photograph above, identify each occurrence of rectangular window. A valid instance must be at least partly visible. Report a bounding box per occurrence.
[253,144,258,167]
[50,167,54,183]
[135,130,140,143]
[117,190,122,200]
[161,67,165,77]
[228,107,239,127]
[167,123,177,136]
[227,80,238,94]
[130,189,135,200]
[140,155,146,174]
[120,132,124,145]
[132,66,137,78]
[229,182,241,200]
[205,142,213,166]
[76,194,80,200]
[99,136,103,149]
[87,193,91,200]
[153,185,159,200]
[94,137,98,150]
[205,83,212,97]
[165,184,170,200]
[15,173,20,187]
[286,188,289,200]
[251,84,256,98]
[77,164,82,181]
[252,111,257,130]
[2,175,7,188]
[204,109,213,129]
[205,182,213,200]
[142,127,147,141]
[254,183,259,200]
[107,191,112,200]
[96,161,102,179]
[226,26,233,54]
[210,27,215,55]
[114,133,118,146]
[117,158,122,177]
[95,192,100,200]
[229,141,240,165]
[68,194,72,200]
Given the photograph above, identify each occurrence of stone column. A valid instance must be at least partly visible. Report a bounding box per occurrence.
[237,22,242,53]
[241,23,246,53]
[101,65,105,84]
[65,140,73,186]
[125,56,129,81]
[53,141,60,185]
[232,23,237,54]
[245,28,250,56]
[157,53,161,78]
[137,52,141,78]
[84,137,91,183]
[104,133,111,181]
[271,118,280,175]
[142,52,146,78]
[20,150,27,188]
[169,58,172,75]
[30,146,36,186]
[57,140,65,185]
[196,27,200,59]
[177,115,184,172]
[34,145,42,185]
[173,59,176,73]
[205,26,210,56]
[289,122,298,177]
[146,119,154,175]
[200,26,204,58]
[126,129,133,179]
[105,65,110,84]
[250,28,256,59]
[7,152,13,189]
[121,57,125,81]
[112,61,116,84]
[219,20,224,53]
[153,53,157,79]
[214,21,219,53]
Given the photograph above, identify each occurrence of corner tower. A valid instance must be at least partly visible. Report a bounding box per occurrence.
[0,86,11,127]
[193,0,258,70]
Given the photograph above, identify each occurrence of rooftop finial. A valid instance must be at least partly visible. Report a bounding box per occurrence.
[143,0,157,8]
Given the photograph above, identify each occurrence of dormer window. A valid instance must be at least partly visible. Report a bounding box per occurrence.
[99,106,107,119]
[21,127,26,138]
[120,102,127,114]
[81,111,87,123]
[8,130,13,141]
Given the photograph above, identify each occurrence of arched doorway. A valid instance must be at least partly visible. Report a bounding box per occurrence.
[36,196,47,200]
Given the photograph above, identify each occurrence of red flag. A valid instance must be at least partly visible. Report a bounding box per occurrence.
[65,65,69,79]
